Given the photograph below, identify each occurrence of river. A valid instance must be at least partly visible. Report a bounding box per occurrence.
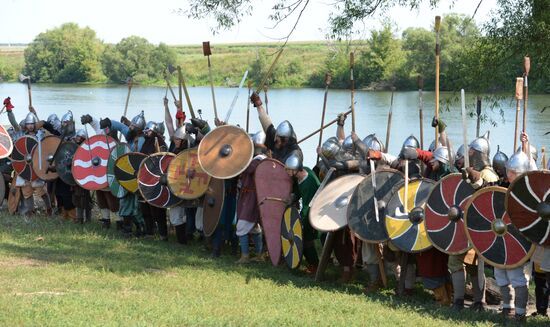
[0,83,548,168]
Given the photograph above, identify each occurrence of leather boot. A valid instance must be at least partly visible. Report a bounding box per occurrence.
[123,216,133,237]
[433,285,451,306]
[175,224,187,245]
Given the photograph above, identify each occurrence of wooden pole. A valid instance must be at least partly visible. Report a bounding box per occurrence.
[298,109,352,144]
[350,52,356,132]
[514,78,523,152]
[177,68,196,119]
[177,66,183,107]
[203,41,218,120]
[385,89,395,152]
[541,147,547,170]
[264,84,269,115]
[434,16,442,145]
[476,97,481,138]
[246,80,252,133]
[26,79,33,107]
[522,57,530,154]
[418,76,424,150]
[315,232,335,282]
[317,73,331,163]
[123,78,133,118]
[461,89,470,170]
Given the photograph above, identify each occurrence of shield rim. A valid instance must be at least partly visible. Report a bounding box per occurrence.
[137,152,182,208]
[0,125,14,159]
[31,135,61,181]
[167,148,212,200]
[309,173,366,232]
[384,177,436,253]
[464,186,535,269]
[505,170,550,247]
[347,167,404,244]
[197,125,254,179]
[425,173,474,255]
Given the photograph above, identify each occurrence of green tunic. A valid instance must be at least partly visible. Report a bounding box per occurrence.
[296,167,320,242]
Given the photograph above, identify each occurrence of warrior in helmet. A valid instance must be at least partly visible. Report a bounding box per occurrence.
[250,92,302,163]
[235,131,268,264]
[492,145,509,187]
[284,152,320,272]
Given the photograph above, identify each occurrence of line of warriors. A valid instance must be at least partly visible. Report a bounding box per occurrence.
[2,93,549,323]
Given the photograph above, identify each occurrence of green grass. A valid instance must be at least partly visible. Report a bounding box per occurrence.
[0,213,547,326]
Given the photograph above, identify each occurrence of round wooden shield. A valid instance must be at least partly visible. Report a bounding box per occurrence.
[506,170,550,247]
[54,142,77,186]
[72,135,117,191]
[425,173,475,255]
[168,148,211,200]
[255,159,293,266]
[115,152,147,193]
[10,136,38,182]
[197,125,253,179]
[385,178,436,253]
[202,178,225,237]
[31,135,61,181]
[0,125,14,159]
[465,186,535,269]
[281,206,303,269]
[137,152,182,208]
[347,168,404,243]
[309,174,365,232]
[107,143,130,198]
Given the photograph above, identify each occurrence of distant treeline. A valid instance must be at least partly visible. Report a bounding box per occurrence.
[0,14,548,93]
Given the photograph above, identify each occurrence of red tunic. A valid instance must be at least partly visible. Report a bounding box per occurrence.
[416,247,448,278]
[236,158,262,223]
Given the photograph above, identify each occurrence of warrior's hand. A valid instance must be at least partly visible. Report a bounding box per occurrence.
[350,131,359,142]
[191,118,207,129]
[3,97,14,112]
[80,114,93,125]
[316,147,322,155]
[175,110,185,122]
[120,116,131,126]
[520,131,529,144]
[99,117,112,130]
[367,150,382,161]
[465,167,480,183]
[431,116,446,132]
[337,113,347,127]
[163,97,169,107]
[214,118,226,127]
[29,105,36,114]
[399,147,418,160]
[250,92,262,107]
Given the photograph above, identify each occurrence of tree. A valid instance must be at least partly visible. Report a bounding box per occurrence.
[23,23,104,82]
[101,36,176,83]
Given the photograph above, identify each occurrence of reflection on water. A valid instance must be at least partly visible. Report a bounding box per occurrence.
[1,83,548,168]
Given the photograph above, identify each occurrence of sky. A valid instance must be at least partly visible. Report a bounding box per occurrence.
[0,0,497,45]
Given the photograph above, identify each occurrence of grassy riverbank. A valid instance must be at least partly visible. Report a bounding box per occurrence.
[1,42,329,88]
[1,212,547,326]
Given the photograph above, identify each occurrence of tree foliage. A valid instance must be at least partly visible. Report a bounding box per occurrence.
[101,36,176,83]
[23,23,104,82]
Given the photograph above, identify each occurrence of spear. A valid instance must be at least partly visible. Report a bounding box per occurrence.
[385,88,395,152]
[298,109,353,144]
[316,73,331,163]
[122,77,133,118]
[418,75,424,150]
[434,16,442,145]
[350,52,356,132]
[264,84,269,115]
[514,77,523,152]
[177,66,196,119]
[522,56,530,154]
[246,80,252,133]
[203,41,218,120]
[475,96,482,138]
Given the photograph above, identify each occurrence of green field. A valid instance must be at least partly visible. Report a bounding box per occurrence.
[1,212,547,326]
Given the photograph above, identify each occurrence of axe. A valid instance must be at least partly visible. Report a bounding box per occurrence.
[19,73,32,107]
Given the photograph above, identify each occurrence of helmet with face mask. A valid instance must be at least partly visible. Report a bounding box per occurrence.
[131,111,146,131]
[47,114,62,132]
[469,131,491,170]
[506,151,531,175]
[432,146,449,165]
[275,120,293,139]
[402,135,420,150]
[284,152,303,171]
[492,145,509,177]
[362,133,384,152]
[515,144,538,163]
